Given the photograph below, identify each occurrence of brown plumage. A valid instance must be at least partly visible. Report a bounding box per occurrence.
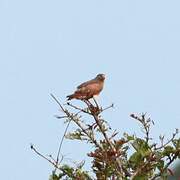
[67,74,105,100]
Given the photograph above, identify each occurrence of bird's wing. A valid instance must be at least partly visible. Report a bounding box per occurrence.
[77,79,97,89]
[76,81,103,96]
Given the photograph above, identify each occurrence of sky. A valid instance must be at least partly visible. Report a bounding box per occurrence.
[0,0,180,179]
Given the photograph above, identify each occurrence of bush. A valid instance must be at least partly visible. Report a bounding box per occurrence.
[31,94,180,180]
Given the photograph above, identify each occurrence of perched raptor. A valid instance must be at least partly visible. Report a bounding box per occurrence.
[67,74,105,101]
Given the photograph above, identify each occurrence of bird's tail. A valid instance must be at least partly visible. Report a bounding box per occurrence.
[66,94,74,100]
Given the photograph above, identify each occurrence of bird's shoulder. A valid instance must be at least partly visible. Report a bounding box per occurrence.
[77,79,98,89]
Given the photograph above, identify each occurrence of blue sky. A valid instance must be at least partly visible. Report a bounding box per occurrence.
[0,0,180,179]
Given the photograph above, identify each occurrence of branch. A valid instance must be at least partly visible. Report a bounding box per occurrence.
[50,93,65,112]
[101,103,114,112]
[30,144,60,169]
[155,129,179,150]
[55,119,71,170]
[66,112,102,149]
[150,154,178,180]
[84,100,130,177]
[50,93,72,169]
[130,113,152,143]
[51,94,102,150]
[66,102,91,115]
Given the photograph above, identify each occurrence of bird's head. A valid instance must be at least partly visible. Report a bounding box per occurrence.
[96,74,105,81]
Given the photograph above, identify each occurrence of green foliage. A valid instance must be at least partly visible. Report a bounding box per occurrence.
[31,96,180,179]
[49,164,92,180]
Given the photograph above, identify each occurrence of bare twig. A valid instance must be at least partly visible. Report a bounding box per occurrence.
[101,103,114,112]
[66,102,91,115]
[30,144,60,169]
[55,115,68,119]
[56,119,71,170]
[51,94,102,150]
[67,112,102,149]
[130,113,152,143]
[50,93,65,112]
[155,129,179,150]
[50,94,72,169]
[93,97,99,109]
[48,154,57,163]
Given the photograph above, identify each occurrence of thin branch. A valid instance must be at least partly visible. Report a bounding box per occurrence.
[48,154,57,163]
[55,119,71,169]
[50,93,65,112]
[164,155,177,172]
[130,113,151,143]
[55,115,68,119]
[30,144,59,169]
[151,154,178,180]
[101,103,114,112]
[155,130,178,150]
[66,102,91,115]
[50,93,71,169]
[51,94,102,150]
[67,113,102,149]
[93,97,99,109]
[84,101,129,176]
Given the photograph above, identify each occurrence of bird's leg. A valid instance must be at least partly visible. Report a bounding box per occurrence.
[93,97,99,109]
[87,99,94,107]
[84,100,92,107]
[84,99,101,115]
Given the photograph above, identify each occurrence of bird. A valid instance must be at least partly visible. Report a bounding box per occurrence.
[67,74,105,101]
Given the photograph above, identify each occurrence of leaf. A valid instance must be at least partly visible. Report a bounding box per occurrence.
[61,164,74,176]
[172,138,180,149]
[65,129,88,141]
[157,160,164,171]
[49,171,60,180]
[162,146,174,156]
[132,138,151,157]
[133,175,147,180]
[123,133,135,141]
[129,152,143,169]
[127,135,135,141]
